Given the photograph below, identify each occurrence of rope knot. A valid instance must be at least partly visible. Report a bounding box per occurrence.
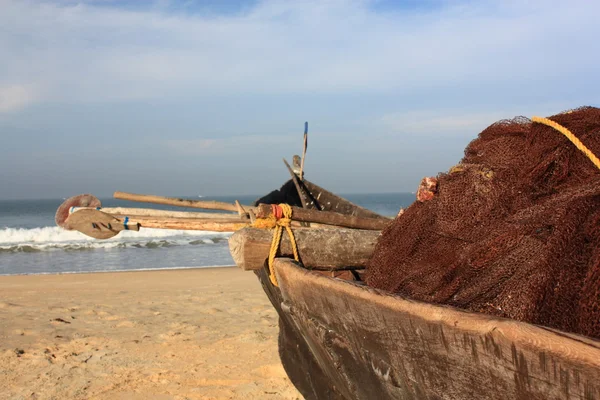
[271,204,292,227]
[251,203,299,286]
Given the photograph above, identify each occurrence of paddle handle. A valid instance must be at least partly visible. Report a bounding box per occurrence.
[110,217,141,232]
[69,206,245,220]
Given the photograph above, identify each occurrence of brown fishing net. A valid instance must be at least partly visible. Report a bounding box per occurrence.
[366,106,600,339]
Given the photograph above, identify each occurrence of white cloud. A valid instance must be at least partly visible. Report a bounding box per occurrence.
[164,134,295,156]
[0,0,598,111]
[379,110,510,135]
[0,84,39,113]
[377,101,587,137]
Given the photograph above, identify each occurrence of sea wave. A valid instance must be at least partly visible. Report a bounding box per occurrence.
[0,226,231,253]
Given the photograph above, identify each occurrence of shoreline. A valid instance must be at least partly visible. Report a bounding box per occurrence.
[0,264,237,277]
[0,267,301,399]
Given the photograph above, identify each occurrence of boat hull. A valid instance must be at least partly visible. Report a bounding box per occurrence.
[268,258,600,400]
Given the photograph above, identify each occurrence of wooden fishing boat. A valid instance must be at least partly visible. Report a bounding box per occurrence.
[55,157,600,399]
[237,176,600,400]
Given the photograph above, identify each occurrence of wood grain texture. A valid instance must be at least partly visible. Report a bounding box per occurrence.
[65,209,139,239]
[283,158,314,211]
[70,207,242,220]
[302,179,389,219]
[255,204,390,231]
[113,191,254,213]
[229,227,380,271]
[126,217,248,232]
[272,258,600,400]
[67,209,247,238]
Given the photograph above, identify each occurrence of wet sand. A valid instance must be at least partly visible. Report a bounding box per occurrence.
[0,267,302,400]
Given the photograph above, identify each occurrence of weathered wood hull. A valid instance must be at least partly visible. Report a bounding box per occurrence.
[266,258,600,400]
[300,179,388,219]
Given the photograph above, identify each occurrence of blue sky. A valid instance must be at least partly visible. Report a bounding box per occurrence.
[0,0,598,199]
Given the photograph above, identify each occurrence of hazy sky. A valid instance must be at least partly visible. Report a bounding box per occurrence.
[1,0,598,200]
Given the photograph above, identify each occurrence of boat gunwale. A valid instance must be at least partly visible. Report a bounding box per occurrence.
[273,257,600,366]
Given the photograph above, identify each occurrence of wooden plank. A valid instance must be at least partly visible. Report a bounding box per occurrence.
[273,258,600,400]
[228,227,380,271]
[255,204,390,231]
[113,191,254,213]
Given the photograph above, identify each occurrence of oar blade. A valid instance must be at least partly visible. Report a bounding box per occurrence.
[66,209,139,240]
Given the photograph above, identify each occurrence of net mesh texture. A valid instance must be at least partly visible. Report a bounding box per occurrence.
[366,106,600,339]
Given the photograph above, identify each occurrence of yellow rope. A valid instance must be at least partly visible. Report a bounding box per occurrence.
[532,116,600,171]
[252,204,299,287]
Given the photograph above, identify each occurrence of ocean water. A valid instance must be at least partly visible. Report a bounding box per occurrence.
[0,193,415,275]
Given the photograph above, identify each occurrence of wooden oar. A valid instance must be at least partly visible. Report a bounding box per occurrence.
[67,209,249,239]
[69,207,243,220]
[65,209,140,239]
[114,191,254,213]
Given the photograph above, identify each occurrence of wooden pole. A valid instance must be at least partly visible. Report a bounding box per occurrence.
[255,204,390,231]
[235,200,249,218]
[299,121,308,179]
[126,216,248,232]
[113,191,254,213]
[283,158,315,211]
[229,227,379,271]
[69,207,244,220]
[67,209,251,239]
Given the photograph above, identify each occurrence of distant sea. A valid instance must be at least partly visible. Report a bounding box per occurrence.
[0,193,415,275]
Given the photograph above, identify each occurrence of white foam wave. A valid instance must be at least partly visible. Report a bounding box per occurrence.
[0,226,231,253]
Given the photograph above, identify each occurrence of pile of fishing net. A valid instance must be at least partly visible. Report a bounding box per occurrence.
[366,106,600,339]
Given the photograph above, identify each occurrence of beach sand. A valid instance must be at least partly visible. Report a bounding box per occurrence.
[0,267,302,400]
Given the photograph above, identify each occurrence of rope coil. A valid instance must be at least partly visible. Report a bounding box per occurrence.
[532,116,600,171]
[252,204,299,286]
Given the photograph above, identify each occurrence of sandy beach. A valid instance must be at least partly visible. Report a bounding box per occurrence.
[0,267,302,400]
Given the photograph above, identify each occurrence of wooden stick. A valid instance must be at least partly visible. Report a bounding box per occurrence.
[255,204,390,231]
[69,207,244,220]
[113,191,254,213]
[229,227,380,271]
[248,210,257,224]
[125,217,248,232]
[299,121,308,179]
[235,200,248,218]
[67,209,250,239]
[283,158,316,211]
